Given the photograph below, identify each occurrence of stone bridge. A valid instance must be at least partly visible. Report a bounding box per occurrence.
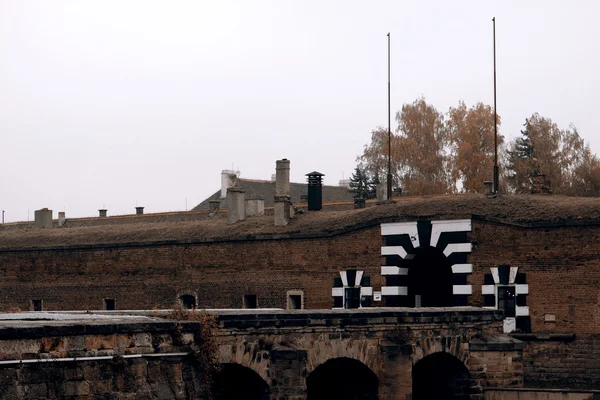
[0,308,523,399]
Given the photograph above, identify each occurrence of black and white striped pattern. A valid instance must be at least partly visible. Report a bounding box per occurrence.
[331,270,373,308]
[380,219,472,305]
[482,265,529,333]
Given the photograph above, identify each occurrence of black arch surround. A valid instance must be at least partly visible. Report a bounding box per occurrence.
[212,363,270,400]
[307,357,379,400]
[406,246,454,307]
[412,352,472,400]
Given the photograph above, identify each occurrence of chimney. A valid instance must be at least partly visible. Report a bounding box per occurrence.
[226,187,245,224]
[135,206,144,215]
[209,200,221,213]
[306,171,324,211]
[245,195,265,217]
[274,159,291,226]
[34,208,53,228]
[99,209,107,217]
[58,211,66,227]
[484,181,493,196]
[221,170,237,199]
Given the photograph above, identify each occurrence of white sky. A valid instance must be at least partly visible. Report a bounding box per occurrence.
[1,1,599,222]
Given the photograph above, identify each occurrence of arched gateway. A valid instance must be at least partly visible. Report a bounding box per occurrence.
[213,363,269,400]
[412,352,472,400]
[307,357,379,400]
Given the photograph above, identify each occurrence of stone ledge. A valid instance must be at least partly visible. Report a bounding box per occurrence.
[470,334,525,351]
[511,333,576,342]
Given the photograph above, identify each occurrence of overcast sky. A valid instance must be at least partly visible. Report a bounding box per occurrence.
[1,1,598,222]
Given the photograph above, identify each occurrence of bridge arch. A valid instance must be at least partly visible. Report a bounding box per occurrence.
[212,362,270,400]
[307,357,379,400]
[412,352,472,400]
[411,336,469,366]
[218,342,270,384]
[305,338,380,376]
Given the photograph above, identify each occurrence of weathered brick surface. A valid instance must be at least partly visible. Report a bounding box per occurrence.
[519,335,600,389]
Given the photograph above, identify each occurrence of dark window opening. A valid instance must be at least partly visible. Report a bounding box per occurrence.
[333,296,343,308]
[498,286,516,317]
[288,295,302,310]
[243,295,257,309]
[307,357,379,400]
[179,294,196,310]
[344,287,360,309]
[104,298,115,311]
[32,300,42,312]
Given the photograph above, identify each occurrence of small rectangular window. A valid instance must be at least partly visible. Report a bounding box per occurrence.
[104,298,116,311]
[498,286,516,317]
[32,300,42,312]
[243,295,257,309]
[289,295,302,310]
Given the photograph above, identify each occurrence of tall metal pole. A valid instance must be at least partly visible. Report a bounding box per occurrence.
[387,32,392,200]
[492,17,499,193]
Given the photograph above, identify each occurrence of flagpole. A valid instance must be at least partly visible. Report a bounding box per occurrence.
[387,32,392,200]
[493,17,499,193]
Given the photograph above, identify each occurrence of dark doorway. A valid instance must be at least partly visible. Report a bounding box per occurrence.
[307,357,379,400]
[406,246,454,307]
[412,352,472,400]
[213,363,269,400]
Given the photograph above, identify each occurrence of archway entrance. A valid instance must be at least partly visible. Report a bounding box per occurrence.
[412,352,472,400]
[307,357,378,400]
[212,363,269,400]
[406,246,454,307]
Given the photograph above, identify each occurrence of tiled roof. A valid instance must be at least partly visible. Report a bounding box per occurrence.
[192,179,354,211]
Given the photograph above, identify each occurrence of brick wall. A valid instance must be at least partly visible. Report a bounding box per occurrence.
[0,218,599,337]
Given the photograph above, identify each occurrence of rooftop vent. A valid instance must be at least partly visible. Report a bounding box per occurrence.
[306,171,324,211]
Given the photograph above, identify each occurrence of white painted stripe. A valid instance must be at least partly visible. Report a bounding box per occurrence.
[340,271,348,287]
[381,246,407,259]
[490,267,499,284]
[430,219,471,247]
[451,264,473,274]
[515,284,529,295]
[381,222,420,248]
[482,285,495,295]
[381,266,409,275]
[332,288,343,297]
[355,270,364,287]
[360,286,373,296]
[509,267,519,284]
[381,286,408,296]
[453,285,472,295]
[516,306,529,316]
[443,243,472,257]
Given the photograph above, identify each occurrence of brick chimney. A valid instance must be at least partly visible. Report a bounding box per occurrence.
[245,195,265,217]
[58,211,66,227]
[34,208,52,229]
[221,170,237,199]
[274,159,291,226]
[227,187,246,224]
